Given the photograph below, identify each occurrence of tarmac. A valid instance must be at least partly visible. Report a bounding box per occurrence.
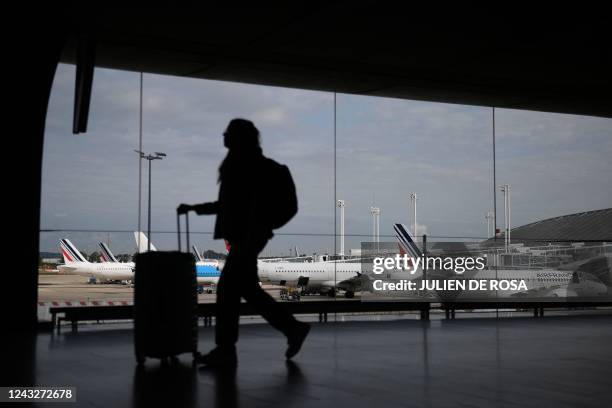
[38,273,289,304]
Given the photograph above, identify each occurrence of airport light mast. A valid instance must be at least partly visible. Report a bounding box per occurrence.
[409,192,418,240]
[485,210,494,239]
[135,150,166,252]
[370,206,380,252]
[500,185,511,252]
[337,200,345,258]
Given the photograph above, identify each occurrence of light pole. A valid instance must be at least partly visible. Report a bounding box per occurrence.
[337,200,345,257]
[485,210,494,238]
[370,206,380,252]
[409,192,418,240]
[135,150,166,251]
[500,185,510,252]
[507,186,511,247]
[137,72,143,253]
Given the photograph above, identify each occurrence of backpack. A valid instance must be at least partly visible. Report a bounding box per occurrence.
[262,158,298,229]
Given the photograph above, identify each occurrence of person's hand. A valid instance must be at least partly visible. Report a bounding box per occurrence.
[177,203,193,214]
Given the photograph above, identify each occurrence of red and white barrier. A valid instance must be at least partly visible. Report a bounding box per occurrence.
[38,300,132,307]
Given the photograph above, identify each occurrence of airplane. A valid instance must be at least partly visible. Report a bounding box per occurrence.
[192,244,222,289]
[192,244,223,269]
[57,239,134,282]
[390,223,608,300]
[134,231,157,252]
[99,242,135,268]
[257,249,363,298]
[99,241,119,262]
[255,224,428,299]
[195,262,221,290]
[282,223,609,301]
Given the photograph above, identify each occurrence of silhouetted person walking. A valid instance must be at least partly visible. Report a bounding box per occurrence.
[178,118,310,368]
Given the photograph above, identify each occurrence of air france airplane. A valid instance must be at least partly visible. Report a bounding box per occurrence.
[99,242,135,268]
[58,239,134,281]
[255,224,428,298]
[257,257,362,298]
[259,223,607,300]
[392,223,607,299]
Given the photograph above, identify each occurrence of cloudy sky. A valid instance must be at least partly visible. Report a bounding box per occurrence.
[40,64,612,256]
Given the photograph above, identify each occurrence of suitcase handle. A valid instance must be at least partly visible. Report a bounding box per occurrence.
[177,211,190,253]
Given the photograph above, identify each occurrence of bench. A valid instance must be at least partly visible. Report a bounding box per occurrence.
[50,300,432,332]
[50,300,612,332]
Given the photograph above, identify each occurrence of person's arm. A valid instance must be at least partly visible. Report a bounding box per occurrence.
[177,202,219,215]
[193,202,219,215]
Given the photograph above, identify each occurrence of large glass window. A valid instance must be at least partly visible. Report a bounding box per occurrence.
[40,63,612,322]
[495,109,612,226]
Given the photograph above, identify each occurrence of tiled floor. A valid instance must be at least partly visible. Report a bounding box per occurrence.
[7,315,612,407]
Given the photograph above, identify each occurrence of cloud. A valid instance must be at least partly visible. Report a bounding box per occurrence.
[251,107,287,125]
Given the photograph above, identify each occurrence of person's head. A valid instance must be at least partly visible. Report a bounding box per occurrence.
[218,118,262,182]
[223,118,260,152]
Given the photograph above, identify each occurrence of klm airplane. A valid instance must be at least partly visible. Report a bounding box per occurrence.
[192,245,222,294]
[193,245,221,285]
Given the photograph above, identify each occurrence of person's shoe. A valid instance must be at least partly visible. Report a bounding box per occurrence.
[196,347,237,368]
[285,322,310,359]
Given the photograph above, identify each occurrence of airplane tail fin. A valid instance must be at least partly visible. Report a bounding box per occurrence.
[134,231,157,253]
[60,239,89,264]
[99,242,119,263]
[393,223,422,259]
[192,245,203,262]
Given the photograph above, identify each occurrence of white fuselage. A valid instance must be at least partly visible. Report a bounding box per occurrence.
[465,268,607,298]
[258,260,361,292]
[58,261,134,281]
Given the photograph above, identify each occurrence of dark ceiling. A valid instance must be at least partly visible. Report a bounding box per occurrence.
[60,6,612,117]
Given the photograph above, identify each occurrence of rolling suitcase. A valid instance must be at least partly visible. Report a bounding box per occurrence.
[134,211,198,365]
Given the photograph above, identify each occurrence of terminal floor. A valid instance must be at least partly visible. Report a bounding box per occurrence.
[8,315,612,407]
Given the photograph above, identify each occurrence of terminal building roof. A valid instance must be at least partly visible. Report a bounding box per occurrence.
[495,208,612,244]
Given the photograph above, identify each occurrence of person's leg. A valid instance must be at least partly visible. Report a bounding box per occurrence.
[241,269,298,336]
[198,248,242,366]
[238,238,305,343]
[214,249,241,348]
